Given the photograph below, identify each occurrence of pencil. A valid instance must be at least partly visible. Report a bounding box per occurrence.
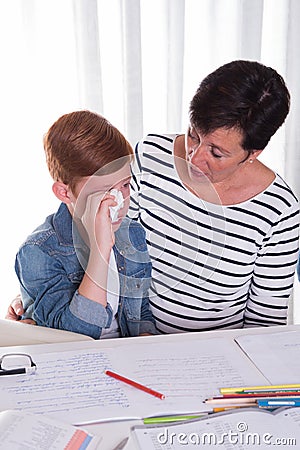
[221,392,300,398]
[143,413,208,424]
[105,370,165,400]
[206,392,300,402]
[258,398,300,407]
[205,397,259,405]
[213,405,256,413]
[220,384,300,394]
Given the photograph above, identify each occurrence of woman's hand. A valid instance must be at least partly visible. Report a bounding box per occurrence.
[5,295,36,324]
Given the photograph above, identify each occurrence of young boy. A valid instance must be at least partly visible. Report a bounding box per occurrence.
[14,110,157,339]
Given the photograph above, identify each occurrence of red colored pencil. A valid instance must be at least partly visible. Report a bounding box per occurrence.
[105,370,165,400]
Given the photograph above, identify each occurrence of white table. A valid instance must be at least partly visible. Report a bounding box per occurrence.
[0,319,93,346]
[1,323,300,449]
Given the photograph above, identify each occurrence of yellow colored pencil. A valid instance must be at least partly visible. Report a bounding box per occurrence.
[220,384,300,394]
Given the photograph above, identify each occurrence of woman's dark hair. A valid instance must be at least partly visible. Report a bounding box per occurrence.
[189,60,290,152]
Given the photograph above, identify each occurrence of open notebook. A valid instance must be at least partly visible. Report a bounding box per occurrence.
[131,406,300,450]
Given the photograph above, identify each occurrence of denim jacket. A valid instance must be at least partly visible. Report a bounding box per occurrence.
[15,203,158,339]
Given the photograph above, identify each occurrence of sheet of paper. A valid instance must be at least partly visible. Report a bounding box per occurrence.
[0,337,268,425]
[0,349,133,425]
[113,337,268,413]
[282,407,300,427]
[235,330,300,384]
[132,408,300,450]
[0,410,102,450]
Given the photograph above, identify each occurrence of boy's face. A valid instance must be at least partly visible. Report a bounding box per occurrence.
[71,162,131,231]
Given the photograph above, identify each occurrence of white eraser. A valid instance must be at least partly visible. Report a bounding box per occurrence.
[109,189,124,222]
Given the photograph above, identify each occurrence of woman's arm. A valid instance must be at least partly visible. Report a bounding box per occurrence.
[244,203,300,327]
[128,140,143,220]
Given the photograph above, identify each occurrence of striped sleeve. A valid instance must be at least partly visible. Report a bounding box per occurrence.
[129,142,142,219]
[244,189,299,327]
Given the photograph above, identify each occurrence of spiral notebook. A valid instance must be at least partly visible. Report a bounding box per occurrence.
[131,406,300,450]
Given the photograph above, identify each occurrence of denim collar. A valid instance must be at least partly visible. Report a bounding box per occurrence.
[52,203,87,251]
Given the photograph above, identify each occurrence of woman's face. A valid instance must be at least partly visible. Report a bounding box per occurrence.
[185,125,249,185]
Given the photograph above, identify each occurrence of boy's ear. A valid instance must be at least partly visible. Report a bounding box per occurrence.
[52,181,72,204]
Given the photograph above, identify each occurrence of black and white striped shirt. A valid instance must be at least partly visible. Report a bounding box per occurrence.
[129,133,300,334]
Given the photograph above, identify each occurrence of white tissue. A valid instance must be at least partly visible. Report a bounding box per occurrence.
[109,189,124,222]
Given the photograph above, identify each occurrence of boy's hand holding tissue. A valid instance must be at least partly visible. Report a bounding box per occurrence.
[80,189,124,258]
[78,188,124,294]
[109,189,124,223]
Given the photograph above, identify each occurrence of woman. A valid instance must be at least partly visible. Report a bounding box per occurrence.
[129,60,299,334]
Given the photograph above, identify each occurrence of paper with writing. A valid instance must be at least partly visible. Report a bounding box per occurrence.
[0,338,268,425]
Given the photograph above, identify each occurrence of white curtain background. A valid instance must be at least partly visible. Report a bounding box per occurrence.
[1,0,300,321]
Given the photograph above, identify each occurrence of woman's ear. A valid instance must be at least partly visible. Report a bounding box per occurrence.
[251,149,263,161]
[52,181,72,204]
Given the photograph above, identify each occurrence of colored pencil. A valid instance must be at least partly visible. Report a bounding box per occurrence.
[143,413,208,424]
[205,397,257,405]
[105,370,165,400]
[220,384,300,394]
[258,398,300,408]
[213,405,256,412]
[221,392,300,398]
